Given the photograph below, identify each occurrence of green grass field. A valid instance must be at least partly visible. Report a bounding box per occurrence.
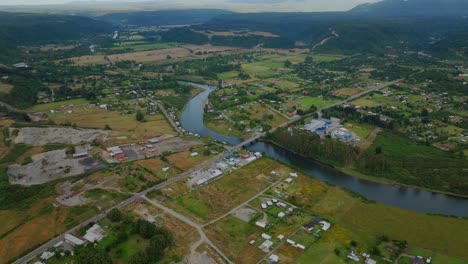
[344,122,376,139]
[297,96,337,109]
[205,215,266,263]
[405,247,468,264]
[242,61,284,78]
[295,242,345,264]
[217,71,239,79]
[28,98,89,112]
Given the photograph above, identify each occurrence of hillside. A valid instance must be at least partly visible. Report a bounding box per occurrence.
[351,0,468,17]
[97,9,233,26]
[0,12,114,63]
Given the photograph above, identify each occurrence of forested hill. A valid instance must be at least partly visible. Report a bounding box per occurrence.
[351,0,468,17]
[192,6,468,57]
[0,12,113,63]
[97,9,233,26]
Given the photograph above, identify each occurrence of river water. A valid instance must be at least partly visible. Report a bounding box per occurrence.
[180,83,468,217]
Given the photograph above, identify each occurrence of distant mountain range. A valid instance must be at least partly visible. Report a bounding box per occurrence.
[0,0,467,63]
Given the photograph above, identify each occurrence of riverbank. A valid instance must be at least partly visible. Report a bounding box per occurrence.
[262,138,468,200]
[179,81,468,217]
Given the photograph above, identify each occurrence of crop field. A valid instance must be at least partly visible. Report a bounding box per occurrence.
[297,96,337,109]
[168,158,276,223]
[28,98,89,112]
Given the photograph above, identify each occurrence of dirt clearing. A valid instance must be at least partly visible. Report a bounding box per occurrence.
[13,127,105,146]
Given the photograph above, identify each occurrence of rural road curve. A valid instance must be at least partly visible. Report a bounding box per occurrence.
[143,196,233,264]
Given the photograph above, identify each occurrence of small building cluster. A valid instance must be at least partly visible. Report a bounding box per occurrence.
[303,216,331,236]
[302,118,361,145]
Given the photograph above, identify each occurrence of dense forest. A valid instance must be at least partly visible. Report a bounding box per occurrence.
[267,128,468,196]
[0,12,113,63]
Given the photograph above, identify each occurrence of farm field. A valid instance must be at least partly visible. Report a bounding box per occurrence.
[297,96,337,109]
[109,42,178,52]
[65,45,245,65]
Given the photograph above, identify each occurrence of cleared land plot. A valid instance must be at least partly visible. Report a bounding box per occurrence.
[8,149,105,185]
[28,98,89,113]
[0,83,13,93]
[168,158,275,223]
[204,215,266,263]
[297,96,337,109]
[167,150,214,171]
[334,88,362,96]
[49,107,174,140]
[13,127,104,146]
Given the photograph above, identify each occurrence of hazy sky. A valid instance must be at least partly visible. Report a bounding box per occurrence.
[0,0,378,11]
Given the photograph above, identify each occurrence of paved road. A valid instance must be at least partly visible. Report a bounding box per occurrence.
[13,77,408,264]
[143,196,233,264]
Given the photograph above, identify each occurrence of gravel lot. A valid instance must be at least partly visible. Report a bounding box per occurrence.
[13,127,105,146]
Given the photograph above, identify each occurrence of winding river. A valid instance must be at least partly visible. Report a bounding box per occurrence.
[180,83,468,217]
